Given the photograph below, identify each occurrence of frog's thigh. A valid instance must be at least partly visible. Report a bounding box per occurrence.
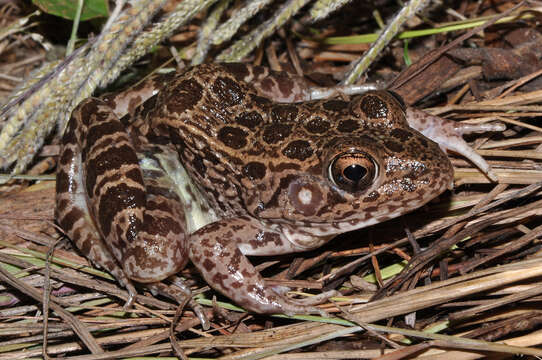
[56,99,137,300]
[73,98,188,283]
[189,218,330,315]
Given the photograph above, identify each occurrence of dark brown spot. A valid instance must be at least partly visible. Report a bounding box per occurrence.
[212,273,229,289]
[271,104,298,122]
[386,204,399,212]
[327,189,348,205]
[264,173,297,210]
[242,162,266,180]
[361,95,388,118]
[79,100,100,117]
[85,144,141,196]
[323,100,348,111]
[56,199,69,213]
[125,168,142,183]
[250,94,272,106]
[217,126,248,149]
[78,235,93,256]
[305,116,330,134]
[262,123,292,144]
[363,191,380,202]
[269,162,300,172]
[192,153,207,174]
[384,139,404,152]
[228,248,243,272]
[235,111,263,129]
[364,206,378,213]
[56,171,71,194]
[222,63,249,80]
[86,120,124,151]
[249,231,283,249]
[282,140,313,161]
[419,137,428,147]
[263,231,283,246]
[260,78,274,92]
[201,258,216,273]
[127,94,143,115]
[137,95,158,119]
[198,222,221,235]
[390,128,412,141]
[212,76,244,107]
[247,284,266,301]
[252,66,266,77]
[337,119,359,133]
[59,207,85,233]
[144,212,183,236]
[98,183,145,238]
[276,75,294,98]
[59,147,74,165]
[166,79,203,114]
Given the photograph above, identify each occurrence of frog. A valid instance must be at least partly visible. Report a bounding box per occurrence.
[55,63,502,318]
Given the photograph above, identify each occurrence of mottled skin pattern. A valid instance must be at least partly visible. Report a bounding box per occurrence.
[56,63,492,316]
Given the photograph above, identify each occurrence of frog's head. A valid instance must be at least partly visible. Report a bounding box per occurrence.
[252,91,453,234]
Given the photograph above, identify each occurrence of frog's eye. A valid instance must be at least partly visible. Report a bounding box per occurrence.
[329,151,377,193]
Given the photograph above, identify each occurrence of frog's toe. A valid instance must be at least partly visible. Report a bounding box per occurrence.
[270,294,333,317]
[453,121,506,135]
[291,289,341,306]
[277,289,340,317]
[146,281,210,330]
[122,282,138,310]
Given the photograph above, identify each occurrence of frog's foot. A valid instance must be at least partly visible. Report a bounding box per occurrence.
[146,281,210,330]
[97,261,138,310]
[189,219,335,317]
[406,107,505,182]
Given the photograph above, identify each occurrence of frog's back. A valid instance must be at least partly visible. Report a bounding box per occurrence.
[146,64,452,230]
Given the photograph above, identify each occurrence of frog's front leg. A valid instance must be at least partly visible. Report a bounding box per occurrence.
[405,107,505,181]
[189,218,338,316]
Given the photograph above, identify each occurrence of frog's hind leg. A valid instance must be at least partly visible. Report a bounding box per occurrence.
[189,218,339,316]
[56,98,199,318]
[56,100,138,307]
[69,99,189,283]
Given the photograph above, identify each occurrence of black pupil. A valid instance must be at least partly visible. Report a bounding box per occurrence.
[343,164,367,182]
